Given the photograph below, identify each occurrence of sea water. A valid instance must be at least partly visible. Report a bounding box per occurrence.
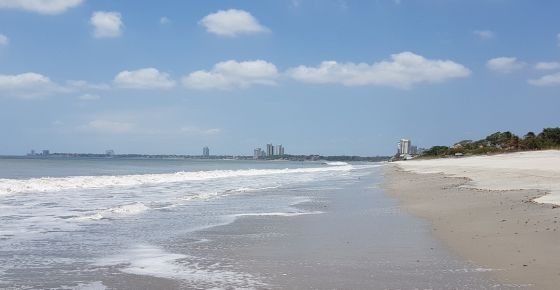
[0,158,375,289]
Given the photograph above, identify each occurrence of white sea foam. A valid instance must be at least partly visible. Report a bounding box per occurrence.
[324,161,349,166]
[0,165,357,196]
[74,202,150,221]
[70,281,107,290]
[94,244,264,288]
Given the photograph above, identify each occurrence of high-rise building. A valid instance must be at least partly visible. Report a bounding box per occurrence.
[42,150,50,156]
[202,146,210,157]
[266,144,274,156]
[105,149,115,156]
[253,148,264,159]
[276,144,284,156]
[398,139,411,155]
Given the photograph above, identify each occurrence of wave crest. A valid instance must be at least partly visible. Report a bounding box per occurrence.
[0,166,356,196]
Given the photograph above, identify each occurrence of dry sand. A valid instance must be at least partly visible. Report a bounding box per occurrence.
[385,152,560,289]
[395,150,560,205]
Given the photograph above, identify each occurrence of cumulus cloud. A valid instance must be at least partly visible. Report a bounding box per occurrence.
[0,0,83,14]
[486,57,525,73]
[0,72,66,98]
[534,61,560,70]
[287,52,470,89]
[182,60,278,90]
[114,68,176,89]
[473,30,494,40]
[528,72,560,87]
[90,11,123,38]
[200,9,269,37]
[0,34,8,46]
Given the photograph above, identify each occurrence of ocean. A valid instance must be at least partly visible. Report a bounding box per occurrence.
[0,158,504,289]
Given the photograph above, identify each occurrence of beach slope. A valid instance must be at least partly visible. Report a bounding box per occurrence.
[385,150,560,289]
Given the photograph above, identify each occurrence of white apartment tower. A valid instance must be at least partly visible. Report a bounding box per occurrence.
[399,139,411,155]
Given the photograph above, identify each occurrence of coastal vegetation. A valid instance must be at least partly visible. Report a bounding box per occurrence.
[423,127,560,157]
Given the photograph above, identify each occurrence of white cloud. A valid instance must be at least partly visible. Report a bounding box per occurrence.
[0,72,66,98]
[114,68,176,89]
[90,11,123,38]
[160,16,170,25]
[182,60,278,90]
[0,0,82,14]
[486,57,525,73]
[86,119,134,134]
[473,30,494,40]
[287,52,471,89]
[528,72,560,87]
[200,9,269,37]
[0,34,8,46]
[180,126,221,135]
[78,93,101,101]
[534,61,560,70]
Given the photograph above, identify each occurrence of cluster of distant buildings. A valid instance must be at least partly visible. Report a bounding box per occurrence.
[200,144,285,160]
[253,144,285,159]
[395,139,425,160]
[27,149,116,157]
[27,149,50,156]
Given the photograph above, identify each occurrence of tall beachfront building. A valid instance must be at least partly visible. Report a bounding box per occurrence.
[253,148,264,159]
[202,146,210,157]
[267,144,274,156]
[399,139,411,155]
[276,145,285,156]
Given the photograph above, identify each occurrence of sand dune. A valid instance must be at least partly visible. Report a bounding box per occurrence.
[396,150,560,205]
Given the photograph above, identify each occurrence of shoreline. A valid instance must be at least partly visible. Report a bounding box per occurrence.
[383,164,560,289]
[156,170,505,289]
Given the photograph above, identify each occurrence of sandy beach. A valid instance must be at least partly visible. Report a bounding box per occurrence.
[395,150,560,205]
[386,150,560,289]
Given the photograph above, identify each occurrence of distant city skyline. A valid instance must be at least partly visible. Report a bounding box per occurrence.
[1,1,559,156]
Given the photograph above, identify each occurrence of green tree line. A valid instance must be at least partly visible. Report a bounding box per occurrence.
[423,127,560,157]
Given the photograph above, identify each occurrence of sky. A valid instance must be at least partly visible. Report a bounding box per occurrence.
[0,0,559,156]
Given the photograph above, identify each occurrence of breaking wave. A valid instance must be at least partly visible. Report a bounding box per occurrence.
[74,202,150,221]
[0,164,356,196]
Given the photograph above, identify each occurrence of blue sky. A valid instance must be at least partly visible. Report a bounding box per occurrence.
[0,0,559,156]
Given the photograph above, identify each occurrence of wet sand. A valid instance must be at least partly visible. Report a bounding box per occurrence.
[163,171,506,289]
[384,165,560,289]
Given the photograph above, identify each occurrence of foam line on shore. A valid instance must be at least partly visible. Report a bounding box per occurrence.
[93,244,265,288]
